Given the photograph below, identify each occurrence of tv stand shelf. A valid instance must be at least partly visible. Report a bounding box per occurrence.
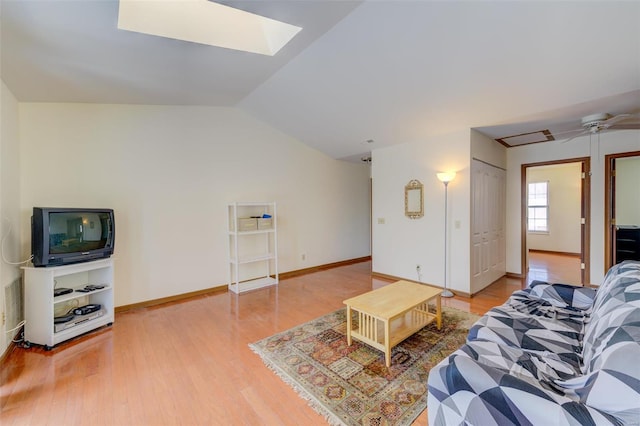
[23,258,114,350]
[54,285,112,304]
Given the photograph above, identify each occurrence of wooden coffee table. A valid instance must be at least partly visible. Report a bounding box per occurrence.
[343,280,442,367]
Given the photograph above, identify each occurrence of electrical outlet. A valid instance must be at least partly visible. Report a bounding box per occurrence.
[416,264,421,271]
[1,312,5,326]
[301,253,306,261]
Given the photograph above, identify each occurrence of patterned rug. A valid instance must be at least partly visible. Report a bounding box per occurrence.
[249,306,479,426]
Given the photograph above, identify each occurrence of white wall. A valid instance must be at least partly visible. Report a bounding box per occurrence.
[371,130,471,294]
[506,130,640,285]
[527,163,581,254]
[616,156,640,226]
[0,80,23,355]
[471,129,507,169]
[19,103,371,307]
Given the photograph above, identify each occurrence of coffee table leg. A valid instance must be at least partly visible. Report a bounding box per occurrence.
[436,295,442,330]
[346,305,352,345]
[384,319,391,367]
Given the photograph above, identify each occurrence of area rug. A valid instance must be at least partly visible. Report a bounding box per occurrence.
[249,306,479,426]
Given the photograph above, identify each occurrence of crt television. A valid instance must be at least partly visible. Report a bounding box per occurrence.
[31,207,115,267]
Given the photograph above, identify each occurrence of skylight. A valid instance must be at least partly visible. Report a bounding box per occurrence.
[118,0,302,56]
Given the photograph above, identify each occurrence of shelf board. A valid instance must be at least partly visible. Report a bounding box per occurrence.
[53,315,113,345]
[22,258,114,276]
[230,202,275,207]
[229,229,274,235]
[53,286,112,304]
[228,276,277,294]
[229,254,275,264]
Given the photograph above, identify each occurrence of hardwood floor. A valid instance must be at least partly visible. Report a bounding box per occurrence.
[528,250,582,286]
[1,261,526,425]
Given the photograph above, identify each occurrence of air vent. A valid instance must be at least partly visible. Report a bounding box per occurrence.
[495,130,554,147]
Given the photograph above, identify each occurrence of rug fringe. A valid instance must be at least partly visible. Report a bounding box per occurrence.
[249,343,347,426]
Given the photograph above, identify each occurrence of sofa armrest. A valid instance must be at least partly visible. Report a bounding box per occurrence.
[528,281,596,310]
[427,352,621,426]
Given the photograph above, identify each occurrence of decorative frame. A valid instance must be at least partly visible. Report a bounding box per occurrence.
[405,179,424,219]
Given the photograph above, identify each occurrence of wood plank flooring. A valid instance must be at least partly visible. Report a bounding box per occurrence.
[1,260,530,425]
[528,250,582,286]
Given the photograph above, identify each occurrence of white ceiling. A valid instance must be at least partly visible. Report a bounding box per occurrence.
[0,0,361,105]
[2,1,639,161]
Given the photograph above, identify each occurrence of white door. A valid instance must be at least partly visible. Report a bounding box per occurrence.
[471,162,488,286]
[490,167,506,280]
[471,159,506,293]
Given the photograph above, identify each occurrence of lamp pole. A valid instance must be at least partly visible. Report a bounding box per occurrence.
[437,172,455,298]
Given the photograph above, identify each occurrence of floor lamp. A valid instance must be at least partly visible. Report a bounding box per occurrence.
[437,172,456,298]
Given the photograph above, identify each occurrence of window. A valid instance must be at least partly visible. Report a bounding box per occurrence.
[528,181,548,232]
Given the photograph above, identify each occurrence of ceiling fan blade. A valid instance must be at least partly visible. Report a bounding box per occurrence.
[552,127,584,137]
[602,113,633,128]
[609,122,640,130]
[560,129,589,143]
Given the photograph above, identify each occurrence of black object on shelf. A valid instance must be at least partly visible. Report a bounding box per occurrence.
[616,226,640,263]
[73,304,101,316]
[53,288,73,297]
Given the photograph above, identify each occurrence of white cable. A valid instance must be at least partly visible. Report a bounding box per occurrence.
[3,288,26,338]
[1,217,33,265]
[6,320,25,334]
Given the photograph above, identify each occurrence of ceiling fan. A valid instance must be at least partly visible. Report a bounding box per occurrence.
[559,112,640,143]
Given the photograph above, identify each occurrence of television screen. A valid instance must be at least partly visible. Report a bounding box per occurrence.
[48,212,113,254]
[32,207,115,267]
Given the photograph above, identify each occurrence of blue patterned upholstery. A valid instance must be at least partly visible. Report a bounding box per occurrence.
[428,260,640,425]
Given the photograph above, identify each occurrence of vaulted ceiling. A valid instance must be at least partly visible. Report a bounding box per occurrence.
[2,1,639,161]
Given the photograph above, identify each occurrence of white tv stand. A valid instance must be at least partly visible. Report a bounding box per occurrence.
[23,258,114,350]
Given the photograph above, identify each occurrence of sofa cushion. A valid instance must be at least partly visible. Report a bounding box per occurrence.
[582,261,640,372]
[427,350,622,426]
[590,260,639,315]
[460,339,581,389]
[555,339,640,425]
[468,289,587,361]
[528,281,597,310]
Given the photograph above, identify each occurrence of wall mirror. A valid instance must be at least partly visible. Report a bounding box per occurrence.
[405,179,424,219]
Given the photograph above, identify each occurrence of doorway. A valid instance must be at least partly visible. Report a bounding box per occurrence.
[605,151,640,271]
[521,157,590,286]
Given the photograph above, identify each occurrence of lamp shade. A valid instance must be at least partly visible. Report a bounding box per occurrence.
[437,172,456,183]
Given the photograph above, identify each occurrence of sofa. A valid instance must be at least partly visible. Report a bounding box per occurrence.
[427,260,640,425]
